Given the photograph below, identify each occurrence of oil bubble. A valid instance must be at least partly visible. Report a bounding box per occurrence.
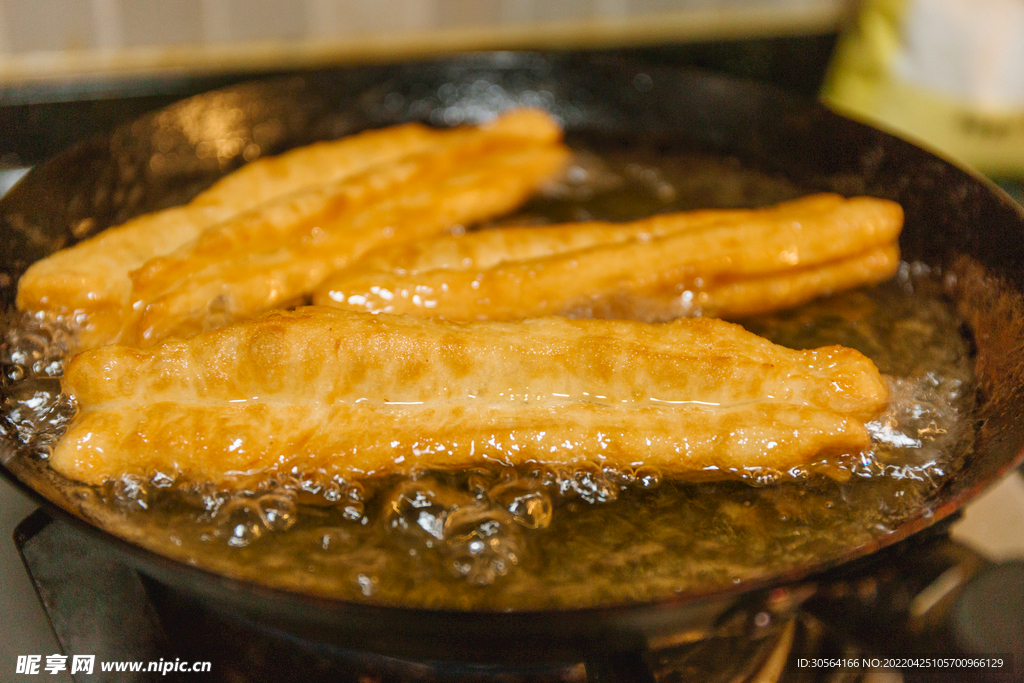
[445,515,518,586]
[634,466,662,489]
[315,527,351,552]
[321,481,344,503]
[345,481,365,502]
[258,493,297,532]
[356,573,379,596]
[110,474,150,509]
[573,464,619,504]
[150,472,175,489]
[490,481,552,529]
[215,499,264,547]
[467,467,498,497]
[341,501,365,522]
[384,481,450,539]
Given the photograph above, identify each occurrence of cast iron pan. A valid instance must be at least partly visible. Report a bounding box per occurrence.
[2,53,1024,664]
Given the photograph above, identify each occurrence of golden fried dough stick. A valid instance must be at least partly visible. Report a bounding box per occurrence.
[314,194,902,321]
[129,110,563,306]
[689,245,900,319]
[15,122,442,335]
[322,193,844,275]
[561,246,901,321]
[51,307,888,487]
[16,108,564,349]
[126,142,569,346]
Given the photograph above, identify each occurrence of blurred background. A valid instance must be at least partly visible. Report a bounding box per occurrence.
[0,0,853,180]
[0,0,1021,181]
[1,0,1023,680]
[0,0,843,80]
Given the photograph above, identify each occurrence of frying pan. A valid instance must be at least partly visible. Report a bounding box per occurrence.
[2,53,1024,666]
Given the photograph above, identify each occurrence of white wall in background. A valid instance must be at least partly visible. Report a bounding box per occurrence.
[0,0,846,78]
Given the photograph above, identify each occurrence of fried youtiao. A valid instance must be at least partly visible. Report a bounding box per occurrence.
[126,141,567,346]
[17,108,566,349]
[681,245,901,319]
[16,120,452,345]
[51,307,888,487]
[314,194,902,321]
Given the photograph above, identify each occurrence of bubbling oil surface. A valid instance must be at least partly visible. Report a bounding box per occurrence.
[0,142,975,610]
